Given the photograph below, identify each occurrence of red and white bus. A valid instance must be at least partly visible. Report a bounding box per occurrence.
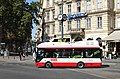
[35,41,102,68]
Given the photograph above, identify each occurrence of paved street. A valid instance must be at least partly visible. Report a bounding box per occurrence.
[0,56,120,79]
[0,62,107,79]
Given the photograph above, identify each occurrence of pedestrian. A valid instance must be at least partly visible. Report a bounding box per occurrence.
[19,52,22,61]
[0,49,4,56]
[32,48,36,61]
[33,51,36,61]
[18,47,22,61]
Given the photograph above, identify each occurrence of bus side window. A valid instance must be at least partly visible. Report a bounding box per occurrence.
[62,50,70,58]
[85,49,93,58]
[72,51,83,58]
[59,51,62,58]
[45,52,49,58]
[45,51,53,58]
[53,51,59,58]
[62,50,66,58]
[93,50,101,58]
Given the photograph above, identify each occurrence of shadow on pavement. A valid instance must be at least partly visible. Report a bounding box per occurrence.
[100,65,110,68]
[37,65,110,69]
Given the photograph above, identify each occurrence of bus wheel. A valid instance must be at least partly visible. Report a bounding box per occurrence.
[77,62,84,69]
[45,62,52,68]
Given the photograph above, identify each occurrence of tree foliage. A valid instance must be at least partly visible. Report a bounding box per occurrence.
[0,0,41,51]
[30,1,42,24]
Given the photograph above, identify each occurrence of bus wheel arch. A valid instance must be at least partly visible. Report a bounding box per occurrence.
[77,62,84,69]
[45,61,52,68]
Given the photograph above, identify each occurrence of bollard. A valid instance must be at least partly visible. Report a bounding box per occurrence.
[109,54,112,59]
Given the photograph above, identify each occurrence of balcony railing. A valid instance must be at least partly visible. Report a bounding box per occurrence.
[68,28,85,34]
[57,0,72,4]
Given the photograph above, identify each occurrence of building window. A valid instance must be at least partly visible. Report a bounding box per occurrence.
[52,24,55,34]
[86,18,91,29]
[117,0,120,9]
[52,10,55,19]
[59,5,62,14]
[77,1,81,12]
[110,0,113,9]
[59,22,62,32]
[68,4,71,14]
[76,19,80,28]
[86,0,91,11]
[47,0,49,7]
[52,0,55,6]
[46,25,50,34]
[46,12,49,21]
[110,16,113,29]
[97,17,102,28]
[97,0,102,9]
[68,21,71,31]
[117,18,120,28]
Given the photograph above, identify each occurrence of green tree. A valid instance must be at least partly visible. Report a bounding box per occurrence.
[0,0,41,52]
[30,1,42,24]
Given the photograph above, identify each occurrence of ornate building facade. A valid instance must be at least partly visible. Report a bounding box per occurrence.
[35,0,120,57]
[40,0,115,41]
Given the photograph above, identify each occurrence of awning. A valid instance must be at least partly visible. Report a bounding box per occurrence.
[103,30,120,41]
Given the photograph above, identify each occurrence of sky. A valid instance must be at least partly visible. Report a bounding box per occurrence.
[26,0,39,3]
[26,0,39,40]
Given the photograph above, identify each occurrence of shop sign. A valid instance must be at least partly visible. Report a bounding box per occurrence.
[68,12,87,19]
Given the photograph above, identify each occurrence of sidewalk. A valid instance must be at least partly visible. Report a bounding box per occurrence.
[102,57,120,64]
[0,55,34,65]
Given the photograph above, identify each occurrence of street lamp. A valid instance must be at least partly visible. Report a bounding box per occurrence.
[57,0,67,42]
[61,0,64,41]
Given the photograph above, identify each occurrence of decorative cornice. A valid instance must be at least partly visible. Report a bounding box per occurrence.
[87,9,114,15]
[65,0,72,4]
[115,10,120,14]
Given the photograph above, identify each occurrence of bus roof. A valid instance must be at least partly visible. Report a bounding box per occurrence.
[37,41,100,49]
